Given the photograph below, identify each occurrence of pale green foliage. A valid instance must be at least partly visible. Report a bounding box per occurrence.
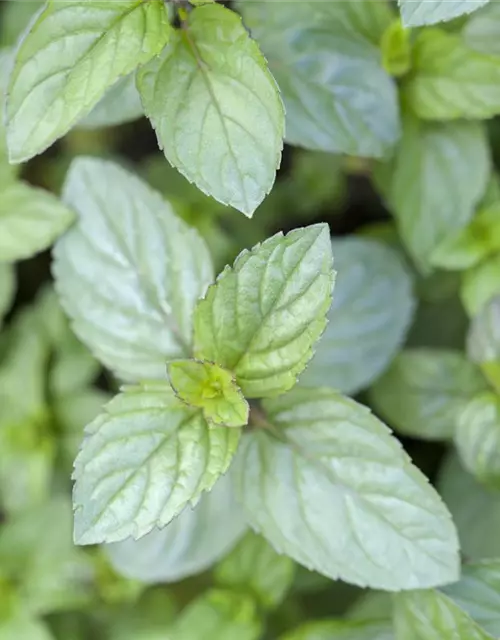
[462,256,500,316]
[167,589,261,640]
[455,392,500,487]
[404,29,500,120]
[464,3,500,55]
[369,349,487,439]
[300,237,415,394]
[6,0,172,161]
[438,454,500,560]
[54,157,213,382]
[378,115,489,271]
[105,473,246,584]
[78,73,143,129]
[399,0,489,27]
[72,382,240,544]
[0,182,74,262]
[215,531,295,609]
[234,387,459,590]
[431,203,500,270]
[194,225,334,398]
[137,4,284,216]
[393,589,495,639]
[468,295,500,366]
[167,360,249,427]
[239,0,400,157]
[443,560,500,636]
[281,619,394,640]
[381,19,412,77]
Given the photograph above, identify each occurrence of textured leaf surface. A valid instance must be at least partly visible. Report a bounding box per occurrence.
[53,158,213,382]
[168,589,261,640]
[369,349,487,440]
[194,225,334,398]
[438,453,500,560]
[380,115,489,271]
[239,1,399,157]
[6,0,171,161]
[455,392,500,487]
[73,382,240,545]
[215,531,295,609]
[78,73,143,129]
[404,29,500,120]
[0,50,18,186]
[235,387,459,590]
[393,589,495,639]
[443,560,500,636]
[0,182,75,262]
[300,237,415,395]
[105,473,247,583]
[137,4,284,216]
[168,360,249,428]
[281,619,394,640]
[399,0,488,27]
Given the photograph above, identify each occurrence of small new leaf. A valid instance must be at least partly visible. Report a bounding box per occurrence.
[234,387,460,590]
[0,182,75,263]
[404,29,500,120]
[73,382,240,545]
[6,0,172,161]
[137,4,284,216]
[193,224,334,398]
[168,360,249,428]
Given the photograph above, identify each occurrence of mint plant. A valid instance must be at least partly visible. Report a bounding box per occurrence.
[4,0,500,638]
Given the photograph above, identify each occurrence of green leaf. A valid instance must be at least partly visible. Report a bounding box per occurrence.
[399,0,489,27]
[0,617,54,640]
[443,559,500,636]
[106,590,177,640]
[467,296,500,393]
[73,382,240,545]
[0,0,44,47]
[0,181,74,262]
[194,225,334,398]
[137,4,284,217]
[168,360,249,428]
[381,19,412,77]
[379,114,489,271]
[438,453,500,560]
[463,3,500,56]
[0,499,94,616]
[461,254,500,316]
[431,203,500,270]
[369,349,487,440]
[455,392,500,488]
[0,264,15,329]
[6,0,172,162]
[234,387,459,590]
[53,157,213,382]
[393,589,495,639]
[215,531,295,609]
[404,28,500,120]
[77,73,143,129]
[105,473,247,583]
[281,619,394,640]
[167,589,261,640]
[348,592,393,622]
[239,1,400,157]
[299,237,415,395]
[0,50,18,187]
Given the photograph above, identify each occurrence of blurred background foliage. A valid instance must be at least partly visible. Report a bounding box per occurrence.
[2,1,500,639]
